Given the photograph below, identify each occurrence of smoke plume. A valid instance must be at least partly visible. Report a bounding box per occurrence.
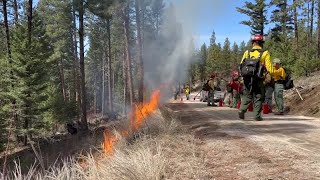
[143,0,227,100]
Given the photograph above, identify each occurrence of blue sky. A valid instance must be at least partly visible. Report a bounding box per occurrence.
[33,0,269,48]
[165,0,267,48]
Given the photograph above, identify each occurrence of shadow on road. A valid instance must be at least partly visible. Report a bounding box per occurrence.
[164,103,318,140]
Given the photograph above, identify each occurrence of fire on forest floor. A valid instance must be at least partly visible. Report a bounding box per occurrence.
[1,105,218,180]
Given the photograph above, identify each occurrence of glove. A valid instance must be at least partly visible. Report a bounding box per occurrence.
[264,73,272,85]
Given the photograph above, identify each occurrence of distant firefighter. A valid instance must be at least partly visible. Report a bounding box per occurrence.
[185,86,190,100]
[207,73,217,107]
[228,71,242,108]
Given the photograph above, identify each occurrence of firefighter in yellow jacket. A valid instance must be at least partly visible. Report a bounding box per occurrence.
[207,73,217,106]
[239,34,275,121]
[185,86,190,100]
[272,58,286,115]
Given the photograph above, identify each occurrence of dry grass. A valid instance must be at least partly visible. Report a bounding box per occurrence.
[293,71,320,89]
[1,109,210,180]
[284,71,320,117]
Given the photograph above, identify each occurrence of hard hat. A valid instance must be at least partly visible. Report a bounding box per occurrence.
[252,34,264,42]
[273,58,281,64]
[210,73,216,78]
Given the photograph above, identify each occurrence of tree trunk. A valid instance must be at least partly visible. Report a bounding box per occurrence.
[122,52,128,115]
[112,54,116,91]
[27,0,33,45]
[293,0,299,52]
[102,54,105,116]
[59,59,67,101]
[78,0,88,130]
[3,0,12,60]
[72,3,81,115]
[94,73,97,114]
[318,0,320,57]
[2,1,15,173]
[107,17,114,113]
[13,0,19,23]
[310,0,315,40]
[71,6,77,101]
[307,1,310,55]
[24,0,33,146]
[282,0,288,35]
[123,3,134,106]
[135,0,144,103]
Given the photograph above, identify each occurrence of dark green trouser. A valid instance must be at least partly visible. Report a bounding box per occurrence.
[265,85,274,111]
[232,90,241,108]
[240,80,265,119]
[274,83,284,112]
[207,89,214,105]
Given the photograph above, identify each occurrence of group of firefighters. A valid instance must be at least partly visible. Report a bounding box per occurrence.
[182,34,287,121]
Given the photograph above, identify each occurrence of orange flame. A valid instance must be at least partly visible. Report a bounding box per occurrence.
[102,129,117,155]
[132,90,161,130]
[102,89,161,155]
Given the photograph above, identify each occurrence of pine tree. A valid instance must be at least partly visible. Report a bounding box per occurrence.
[135,0,144,103]
[232,42,240,67]
[206,41,223,75]
[38,0,78,125]
[239,41,247,53]
[11,14,53,141]
[86,20,104,115]
[1,0,15,151]
[78,0,88,130]
[222,38,232,76]
[293,0,299,52]
[199,43,207,81]
[237,0,268,35]
[210,30,216,46]
[270,0,294,41]
[13,0,19,23]
[150,0,165,37]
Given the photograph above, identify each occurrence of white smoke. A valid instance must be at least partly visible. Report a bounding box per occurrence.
[143,0,228,100]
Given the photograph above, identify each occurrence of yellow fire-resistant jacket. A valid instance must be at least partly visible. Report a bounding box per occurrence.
[185,88,190,94]
[273,67,286,81]
[208,78,215,90]
[241,45,275,75]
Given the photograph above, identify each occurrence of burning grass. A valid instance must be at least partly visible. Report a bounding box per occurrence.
[1,89,214,179]
[1,106,213,180]
[102,89,161,155]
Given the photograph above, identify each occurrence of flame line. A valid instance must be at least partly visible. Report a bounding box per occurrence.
[135,104,150,129]
[102,89,161,156]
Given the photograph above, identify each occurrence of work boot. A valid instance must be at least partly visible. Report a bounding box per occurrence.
[207,104,212,106]
[238,111,245,120]
[274,112,284,115]
[255,117,263,121]
[212,104,218,107]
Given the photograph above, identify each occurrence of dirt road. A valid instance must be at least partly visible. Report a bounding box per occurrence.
[165,93,320,179]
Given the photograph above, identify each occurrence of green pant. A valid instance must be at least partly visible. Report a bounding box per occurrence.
[224,92,232,106]
[274,83,284,112]
[207,90,214,105]
[174,91,179,100]
[240,80,265,119]
[265,85,274,111]
[232,90,241,108]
